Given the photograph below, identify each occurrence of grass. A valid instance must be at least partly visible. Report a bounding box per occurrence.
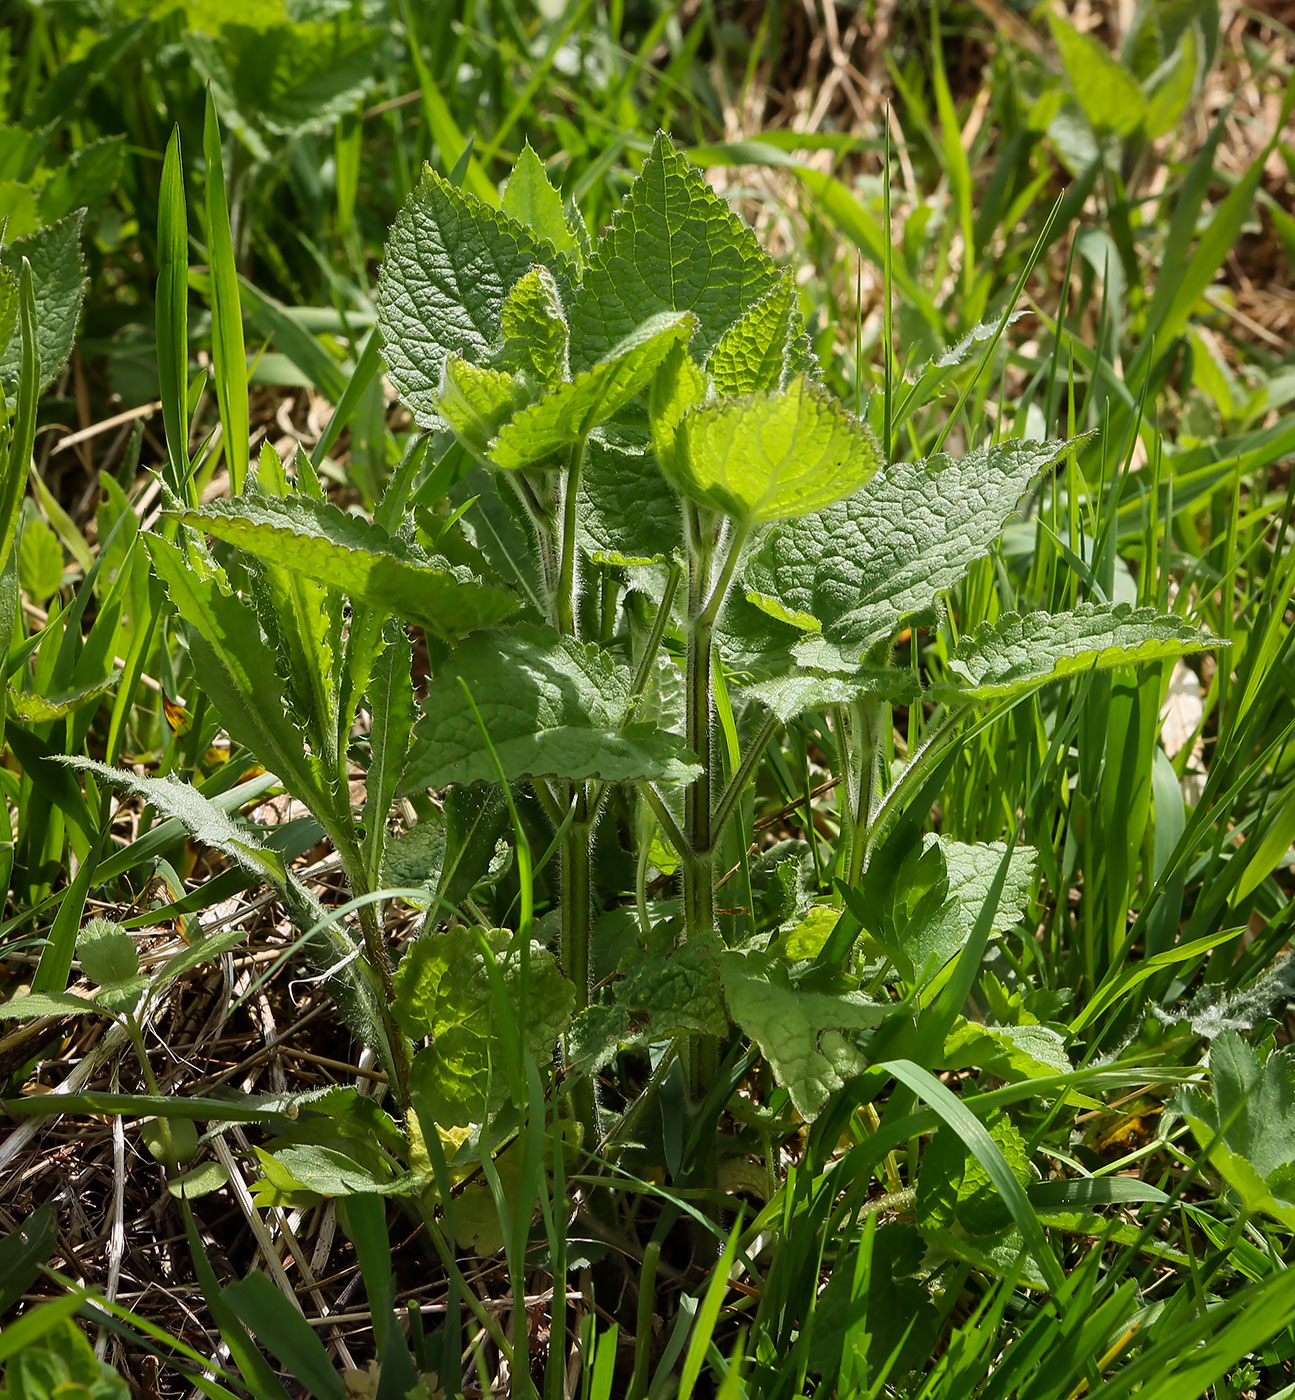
[1,2,1295,1398]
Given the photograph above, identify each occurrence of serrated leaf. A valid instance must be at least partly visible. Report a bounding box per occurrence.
[378,165,572,425]
[38,135,126,223]
[171,495,516,643]
[744,666,920,722]
[668,376,881,525]
[578,438,684,565]
[501,144,578,260]
[7,675,118,723]
[707,270,796,396]
[439,356,526,454]
[721,950,886,1119]
[0,989,101,1020]
[569,131,782,370]
[745,439,1071,652]
[918,1112,1031,1236]
[18,513,62,601]
[397,926,574,1127]
[0,210,87,395]
[931,603,1221,703]
[499,265,569,386]
[78,917,139,987]
[649,338,707,482]
[403,624,700,789]
[486,311,696,471]
[942,1018,1078,1088]
[617,927,728,1038]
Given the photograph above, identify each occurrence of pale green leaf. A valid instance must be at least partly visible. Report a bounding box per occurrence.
[397,926,574,1127]
[0,989,101,1020]
[378,165,572,425]
[403,624,701,789]
[1048,13,1147,137]
[78,918,139,988]
[570,131,782,370]
[18,513,62,601]
[932,602,1221,702]
[167,1161,231,1200]
[942,1018,1077,1086]
[486,311,696,471]
[172,494,516,642]
[7,675,118,724]
[0,210,87,395]
[501,144,578,260]
[649,338,707,482]
[918,1111,1032,1235]
[744,666,920,722]
[745,439,1071,652]
[721,950,886,1119]
[440,356,526,455]
[707,270,796,396]
[499,264,569,386]
[669,376,881,525]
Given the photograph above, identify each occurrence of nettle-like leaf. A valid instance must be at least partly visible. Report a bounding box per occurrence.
[498,265,570,386]
[578,438,685,566]
[77,917,139,988]
[171,495,516,643]
[918,1112,1032,1236]
[377,165,573,425]
[403,624,700,789]
[485,311,697,471]
[667,376,882,526]
[744,665,921,723]
[501,144,580,262]
[931,602,1221,703]
[616,926,728,1038]
[721,951,887,1120]
[745,439,1072,651]
[707,270,796,397]
[1175,1030,1295,1228]
[439,357,528,455]
[0,210,88,395]
[569,131,783,370]
[396,926,574,1128]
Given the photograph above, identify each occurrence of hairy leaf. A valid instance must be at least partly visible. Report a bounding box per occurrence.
[403,624,700,789]
[668,377,881,525]
[932,603,1220,703]
[378,166,571,425]
[499,264,569,386]
[744,666,920,722]
[0,210,87,395]
[397,926,574,1127]
[439,357,526,455]
[578,438,684,566]
[745,439,1071,652]
[569,131,781,370]
[486,311,695,471]
[501,144,578,260]
[707,270,796,396]
[171,495,516,642]
[617,928,728,1038]
[721,951,886,1119]
[78,918,139,988]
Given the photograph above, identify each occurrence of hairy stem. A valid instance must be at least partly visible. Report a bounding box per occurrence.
[555,438,586,637]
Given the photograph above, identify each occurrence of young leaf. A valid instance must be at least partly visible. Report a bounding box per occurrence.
[1048,13,1148,137]
[0,990,101,1021]
[667,377,881,526]
[485,310,696,471]
[569,131,782,370]
[403,624,701,789]
[720,951,887,1119]
[396,926,574,1128]
[918,1112,1032,1236]
[0,210,87,396]
[77,918,138,988]
[707,270,796,397]
[439,356,526,454]
[744,438,1072,652]
[170,494,516,642]
[500,144,579,260]
[578,439,684,566]
[377,165,572,425]
[930,602,1221,703]
[499,264,570,386]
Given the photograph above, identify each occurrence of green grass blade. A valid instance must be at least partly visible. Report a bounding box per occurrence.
[156,125,192,507]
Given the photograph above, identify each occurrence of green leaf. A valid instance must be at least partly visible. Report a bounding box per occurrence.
[486,311,696,471]
[1175,1030,1295,1228]
[745,439,1072,652]
[17,512,63,602]
[0,210,87,396]
[439,356,526,455]
[377,165,572,425]
[569,131,782,370]
[1048,13,1147,137]
[918,1112,1032,1235]
[501,143,578,260]
[168,1160,230,1200]
[578,438,684,566]
[0,989,101,1021]
[931,602,1221,703]
[707,270,796,397]
[396,926,574,1128]
[720,950,886,1119]
[360,624,415,885]
[667,376,881,525]
[403,624,701,789]
[744,666,920,723]
[6,676,119,724]
[37,135,126,224]
[617,927,728,1038]
[223,1271,346,1400]
[649,337,707,482]
[942,1018,1081,1093]
[499,264,570,387]
[77,917,139,988]
[171,494,516,642]
[1144,24,1198,138]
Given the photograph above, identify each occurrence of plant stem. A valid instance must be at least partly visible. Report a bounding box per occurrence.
[711,709,780,846]
[555,438,586,637]
[846,696,885,887]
